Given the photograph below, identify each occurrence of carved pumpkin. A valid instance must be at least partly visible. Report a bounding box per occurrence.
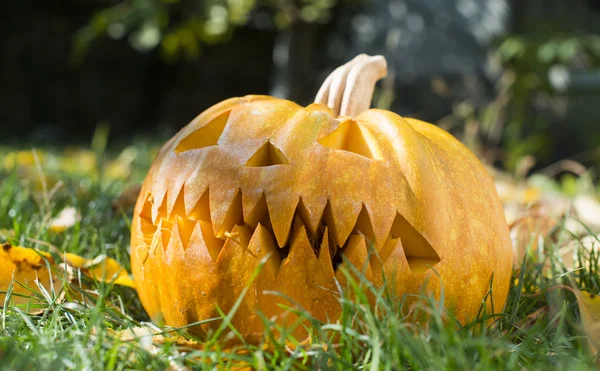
[131,55,512,342]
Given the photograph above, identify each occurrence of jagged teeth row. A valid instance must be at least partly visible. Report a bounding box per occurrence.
[144,186,397,248]
[139,187,441,274]
[141,213,388,279]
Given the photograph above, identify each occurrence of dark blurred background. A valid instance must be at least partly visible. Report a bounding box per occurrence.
[1,0,600,171]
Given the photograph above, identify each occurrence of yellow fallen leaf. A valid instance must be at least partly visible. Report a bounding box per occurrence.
[105,147,137,180]
[2,150,44,169]
[0,243,135,314]
[59,149,97,175]
[97,325,261,369]
[0,244,61,312]
[109,326,201,352]
[63,253,135,288]
[574,290,600,356]
[49,207,80,232]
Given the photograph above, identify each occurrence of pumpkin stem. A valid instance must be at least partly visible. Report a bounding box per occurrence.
[314,54,388,117]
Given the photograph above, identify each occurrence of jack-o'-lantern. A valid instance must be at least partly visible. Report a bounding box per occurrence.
[131,55,512,343]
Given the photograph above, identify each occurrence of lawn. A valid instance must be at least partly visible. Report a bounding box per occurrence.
[0,136,598,370]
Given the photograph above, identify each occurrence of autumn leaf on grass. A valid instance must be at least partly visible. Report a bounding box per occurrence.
[102,325,201,353]
[62,253,135,288]
[105,147,138,180]
[0,243,135,314]
[49,207,80,232]
[0,243,62,313]
[553,284,600,357]
[574,290,600,356]
[95,325,268,370]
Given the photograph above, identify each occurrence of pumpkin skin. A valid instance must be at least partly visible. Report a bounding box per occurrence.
[130,93,513,342]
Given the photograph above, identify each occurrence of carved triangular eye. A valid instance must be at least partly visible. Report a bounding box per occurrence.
[175,110,231,153]
[318,120,382,160]
[245,141,290,167]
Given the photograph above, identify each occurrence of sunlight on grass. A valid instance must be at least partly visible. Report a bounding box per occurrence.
[0,144,598,369]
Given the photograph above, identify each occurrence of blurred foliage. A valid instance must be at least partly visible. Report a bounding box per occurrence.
[443,34,600,172]
[497,34,600,169]
[73,0,343,63]
[74,0,600,176]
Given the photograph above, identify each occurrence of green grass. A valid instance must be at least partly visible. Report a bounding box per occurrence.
[0,141,598,370]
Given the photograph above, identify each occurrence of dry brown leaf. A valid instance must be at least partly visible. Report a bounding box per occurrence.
[0,243,135,313]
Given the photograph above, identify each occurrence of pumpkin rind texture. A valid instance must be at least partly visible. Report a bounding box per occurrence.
[131,95,512,341]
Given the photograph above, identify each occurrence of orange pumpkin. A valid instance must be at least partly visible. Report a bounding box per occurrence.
[131,55,512,342]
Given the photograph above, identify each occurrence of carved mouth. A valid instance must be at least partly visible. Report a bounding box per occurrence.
[138,186,441,275]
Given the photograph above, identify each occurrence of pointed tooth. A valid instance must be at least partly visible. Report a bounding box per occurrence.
[275,224,338,318]
[354,204,376,248]
[369,204,396,252]
[151,187,167,224]
[139,193,153,221]
[284,224,318,268]
[370,237,401,275]
[292,215,306,237]
[166,184,183,218]
[175,215,196,248]
[167,220,185,258]
[210,189,243,238]
[187,188,211,221]
[297,197,327,236]
[212,225,260,334]
[324,198,362,247]
[184,180,209,217]
[139,195,156,244]
[216,224,253,263]
[243,192,267,228]
[200,221,225,259]
[187,221,223,261]
[150,219,164,255]
[187,221,203,251]
[159,218,173,250]
[167,185,187,218]
[337,234,372,280]
[152,227,166,261]
[166,157,198,215]
[247,223,281,278]
[318,227,335,278]
[266,193,299,247]
[371,238,412,286]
